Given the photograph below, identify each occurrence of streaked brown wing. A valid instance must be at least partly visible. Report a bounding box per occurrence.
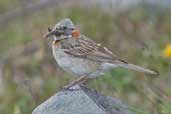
[63,35,125,63]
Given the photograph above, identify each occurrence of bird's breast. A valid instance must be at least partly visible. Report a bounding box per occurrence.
[52,45,101,77]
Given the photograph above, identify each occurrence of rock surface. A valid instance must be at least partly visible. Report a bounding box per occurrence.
[32,84,135,114]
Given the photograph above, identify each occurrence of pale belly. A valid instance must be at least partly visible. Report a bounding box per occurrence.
[52,45,117,78]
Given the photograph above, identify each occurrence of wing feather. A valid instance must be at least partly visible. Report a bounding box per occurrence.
[62,35,123,63]
[60,35,157,75]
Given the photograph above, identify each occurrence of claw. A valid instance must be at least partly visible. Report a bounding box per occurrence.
[63,84,80,91]
[62,76,89,91]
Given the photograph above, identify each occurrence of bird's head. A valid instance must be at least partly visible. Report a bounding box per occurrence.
[44,18,80,41]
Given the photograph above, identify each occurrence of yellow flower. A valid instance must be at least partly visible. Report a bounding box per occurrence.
[163,44,171,58]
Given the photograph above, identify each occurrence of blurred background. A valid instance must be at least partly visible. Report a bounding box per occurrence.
[0,0,171,114]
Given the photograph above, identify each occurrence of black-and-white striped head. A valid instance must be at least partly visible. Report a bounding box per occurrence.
[44,18,78,40]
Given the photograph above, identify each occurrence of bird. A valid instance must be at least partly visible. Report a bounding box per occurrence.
[44,18,158,89]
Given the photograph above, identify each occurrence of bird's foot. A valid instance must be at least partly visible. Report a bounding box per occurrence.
[62,76,88,91]
[63,83,78,91]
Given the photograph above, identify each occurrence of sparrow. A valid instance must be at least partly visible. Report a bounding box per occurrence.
[44,18,158,89]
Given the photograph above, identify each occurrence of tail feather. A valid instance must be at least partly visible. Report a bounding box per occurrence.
[115,61,158,75]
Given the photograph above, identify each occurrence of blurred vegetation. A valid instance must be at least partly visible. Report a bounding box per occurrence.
[0,1,171,114]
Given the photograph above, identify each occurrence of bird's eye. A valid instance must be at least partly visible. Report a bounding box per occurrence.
[63,26,67,30]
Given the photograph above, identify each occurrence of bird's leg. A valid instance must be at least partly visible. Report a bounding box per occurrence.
[63,76,88,90]
[77,77,89,85]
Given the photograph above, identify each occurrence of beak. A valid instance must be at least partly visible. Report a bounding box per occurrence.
[44,31,53,39]
[44,27,53,39]
[44,27,64,39]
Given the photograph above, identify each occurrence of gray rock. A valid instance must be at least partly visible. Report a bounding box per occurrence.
[32,84,135,114]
